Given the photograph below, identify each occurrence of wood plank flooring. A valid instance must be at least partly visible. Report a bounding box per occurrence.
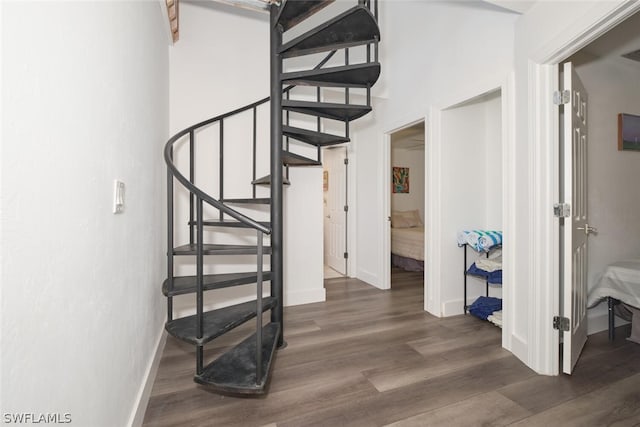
[143,268,640,426]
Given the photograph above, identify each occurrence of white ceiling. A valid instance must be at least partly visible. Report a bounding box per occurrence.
[391,122,425,150]
[482,0,536,14]
[580,11,640,65]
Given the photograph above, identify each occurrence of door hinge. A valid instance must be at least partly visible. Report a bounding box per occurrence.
[344,252,349,259]
[553,316,570,332]
[553,90,570,105]
[344,205,349,212]
[553,203,571,218]
[344,158,349,165]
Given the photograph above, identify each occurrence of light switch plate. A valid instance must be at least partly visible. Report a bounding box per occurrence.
[113,180,125,214]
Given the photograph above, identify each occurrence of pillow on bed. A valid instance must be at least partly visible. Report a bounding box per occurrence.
[391,210,423,228]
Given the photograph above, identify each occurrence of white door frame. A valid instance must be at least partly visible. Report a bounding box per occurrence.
[431,80,514,345]
[526,1,640,375]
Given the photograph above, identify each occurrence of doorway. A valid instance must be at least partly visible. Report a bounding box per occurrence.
[524,2,640,375]
[387,121,426,289]
[323,146,348,279]
[559,11,640,373]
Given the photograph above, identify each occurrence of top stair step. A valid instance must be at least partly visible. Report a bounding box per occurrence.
[281,62,381,88]
[275,0,334,32]
[279,6,380,58]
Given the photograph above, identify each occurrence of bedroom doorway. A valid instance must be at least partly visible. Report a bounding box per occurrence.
[557,10,640,372]
[389,121,426,288]
[323,146,348,279]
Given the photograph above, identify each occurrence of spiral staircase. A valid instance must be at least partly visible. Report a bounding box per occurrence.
[163,0,380,394]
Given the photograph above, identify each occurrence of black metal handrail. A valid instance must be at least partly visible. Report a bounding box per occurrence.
[164,45,343,236]
[164,103,272,234]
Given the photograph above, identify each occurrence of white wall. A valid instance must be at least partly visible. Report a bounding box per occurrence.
[570,52,640,333]
[440,92,502,315]
[169,2,324,309]
[1,2,168,425]
[352,0,515,294]
[390,145,425,221]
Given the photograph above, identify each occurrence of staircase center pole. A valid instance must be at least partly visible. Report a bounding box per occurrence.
[270,4,284,347]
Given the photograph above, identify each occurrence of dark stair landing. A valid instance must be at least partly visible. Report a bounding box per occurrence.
[194,322,281,394]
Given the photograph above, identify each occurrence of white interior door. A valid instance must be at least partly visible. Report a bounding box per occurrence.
[324,148,347,275]
[562,62,592,374]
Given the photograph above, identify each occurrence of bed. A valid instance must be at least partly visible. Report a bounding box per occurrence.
[390,210,424,271]
[587,259,640,343]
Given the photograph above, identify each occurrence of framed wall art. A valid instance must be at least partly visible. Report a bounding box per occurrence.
[618,113,640,151]
[392,167,409,193]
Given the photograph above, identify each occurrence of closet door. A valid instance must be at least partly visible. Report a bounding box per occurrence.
[562,62,593,374]
[325,147,347,275]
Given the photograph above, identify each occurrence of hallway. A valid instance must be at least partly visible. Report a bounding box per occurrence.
[143,269,640,426]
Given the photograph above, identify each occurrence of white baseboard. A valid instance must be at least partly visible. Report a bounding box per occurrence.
[284,288,326,307]
[441,298,474,317]
[129,327,167,427]
[510,334,528,368]
[356,268,380,289]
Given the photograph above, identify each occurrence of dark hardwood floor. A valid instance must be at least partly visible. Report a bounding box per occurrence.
[143,268,640,426]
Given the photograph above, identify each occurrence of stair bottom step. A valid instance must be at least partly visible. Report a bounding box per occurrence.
[194,322,280,395]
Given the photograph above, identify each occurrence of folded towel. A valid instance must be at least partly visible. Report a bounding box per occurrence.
[477,230,502,251]
[468,296,502,320]
[457,230,503,252]
[488,310,503,328]
[467,263,502,284]
[457,230,480,248]
[475,256,502,273]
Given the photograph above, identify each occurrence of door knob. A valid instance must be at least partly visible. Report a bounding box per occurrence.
[577,224,598,235]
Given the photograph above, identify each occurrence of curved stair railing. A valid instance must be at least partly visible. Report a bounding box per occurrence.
[163,0,380,395]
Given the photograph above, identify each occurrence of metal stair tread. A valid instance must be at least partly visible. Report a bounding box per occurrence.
[188,218,271,228]
[281,62,381,88]
[283,151,321,167]
[275,0,334,32]
[173,243,273,255]
[252,175,291,186]
[282,100,372,121]
[283,125,350,147]
[194,322,280,394]
[162,272,273,297]
[221,198,271,204]
[279,6,380,58]
[166,298,277,346]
